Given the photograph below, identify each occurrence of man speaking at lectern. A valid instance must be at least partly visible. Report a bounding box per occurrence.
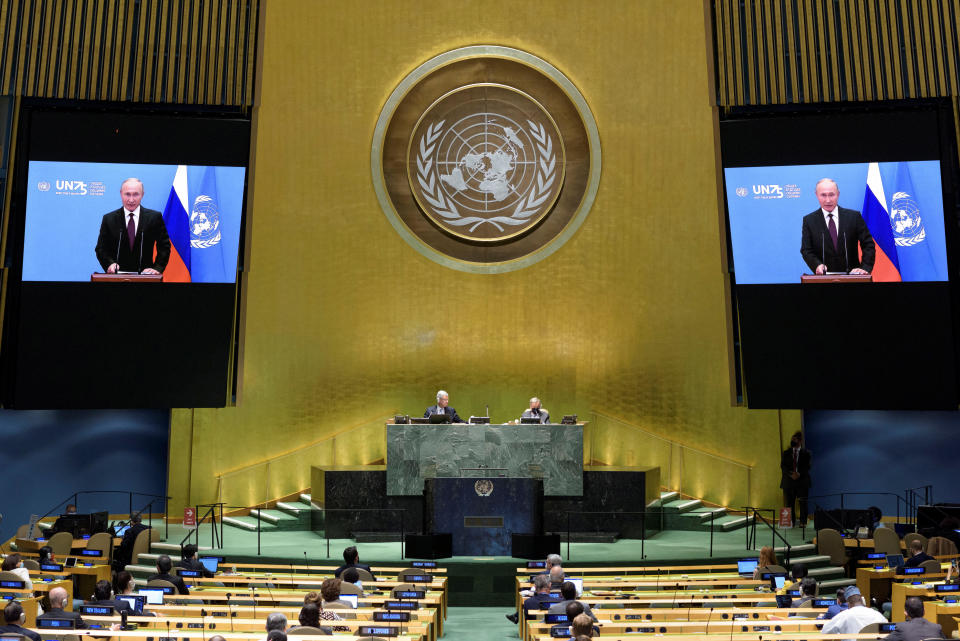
[800,178,875,275]
[95,178,171,275]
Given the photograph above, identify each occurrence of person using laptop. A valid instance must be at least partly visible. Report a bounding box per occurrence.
[900,539,935,570]
[791,577,818,608]
[521,397,550,424]
[37,586,87,628]
[0,601,41,641]
[423,390,463,423]
[88,579,134,615]
[177,544,215,578]
[147,555,189,595]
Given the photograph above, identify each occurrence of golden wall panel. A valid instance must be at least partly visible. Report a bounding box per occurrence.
[714,0,960,106]
[0,0,258,105]
[169,0,797,514]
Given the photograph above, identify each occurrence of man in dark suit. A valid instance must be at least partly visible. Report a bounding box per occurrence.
[147,555,189,595]
[177,543,215,578]
[780,430,811,526]
[37,586,87,628]
[333,545,375,579]
[88,579,134,615]
[800,178,875,275]
[900,539,935,570]
[95,178,170,275]
[521,574,561,619]
[884,597,942,640]
[0,601,41,641]
[424,390,463,423]
[115,513,149,570]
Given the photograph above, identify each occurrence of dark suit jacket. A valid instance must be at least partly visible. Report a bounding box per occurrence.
[0,623,42,641]
[800,207,876,273]
[88,598,134,615]
[95,207,171,273]
[147,572,189,595]
[178,557,215,578]
[521,592,561,618]
[116,523,149,568]
[37,608,86,629]
[780,447,812,490]
[424,405,463,423]
[902,552,935,569]
[333,562,375,580]
[884,616,942,641]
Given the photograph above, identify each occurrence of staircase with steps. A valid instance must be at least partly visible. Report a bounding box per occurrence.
[655,492,756,532]
[771,543,856,591]
[222,492,317,533]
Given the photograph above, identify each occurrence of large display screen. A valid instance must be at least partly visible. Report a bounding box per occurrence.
[720,103,960,410]
[725,161,948,284]
[1,105,250,409]
[24,161,246,282]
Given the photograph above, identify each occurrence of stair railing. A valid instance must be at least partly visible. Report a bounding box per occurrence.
[741,506,792,565]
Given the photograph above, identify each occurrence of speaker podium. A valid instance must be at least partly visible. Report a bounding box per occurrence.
[801,274,872,283]
[91,273,164,282]
[425,477,542,557]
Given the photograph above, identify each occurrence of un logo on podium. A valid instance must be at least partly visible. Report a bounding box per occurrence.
[373,46,601,273]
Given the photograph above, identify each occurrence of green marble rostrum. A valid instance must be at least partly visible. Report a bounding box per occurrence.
[386,423,584,496]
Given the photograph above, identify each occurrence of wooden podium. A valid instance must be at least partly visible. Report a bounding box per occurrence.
[801,274,872,283]
[90,273,163,282]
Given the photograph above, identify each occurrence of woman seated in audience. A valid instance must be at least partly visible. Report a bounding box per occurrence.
[1,554,32,590]
[753,545,779,579]
[303,591,347,632]
[287,603,331,635]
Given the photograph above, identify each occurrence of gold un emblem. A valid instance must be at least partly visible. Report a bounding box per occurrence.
[408,84,565,242]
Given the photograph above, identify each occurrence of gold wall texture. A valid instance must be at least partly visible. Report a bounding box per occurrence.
[168,0,800,514]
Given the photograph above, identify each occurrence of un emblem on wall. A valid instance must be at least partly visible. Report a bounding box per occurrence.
[409,85,565,242]
[373,46,601,273]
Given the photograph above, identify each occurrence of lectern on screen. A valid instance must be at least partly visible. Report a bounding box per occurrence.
[1,104,250,408]
[720,102,960,409]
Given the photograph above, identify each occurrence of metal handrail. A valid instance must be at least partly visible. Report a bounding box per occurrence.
[740,506,792,565]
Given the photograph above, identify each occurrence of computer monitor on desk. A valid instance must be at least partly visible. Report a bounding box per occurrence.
[428,413,451,424]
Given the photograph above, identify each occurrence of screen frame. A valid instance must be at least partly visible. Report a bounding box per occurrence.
[717,99,960,409]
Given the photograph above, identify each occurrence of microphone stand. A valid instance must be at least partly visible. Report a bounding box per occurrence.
[225,593,234,633]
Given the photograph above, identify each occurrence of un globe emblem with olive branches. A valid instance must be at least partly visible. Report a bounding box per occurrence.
[408,85,565,242]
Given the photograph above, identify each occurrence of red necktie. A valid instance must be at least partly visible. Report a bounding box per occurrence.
[828,214,838,252]
[127,213,136,250]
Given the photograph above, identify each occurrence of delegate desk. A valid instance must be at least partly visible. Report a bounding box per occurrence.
[386,422,585,496]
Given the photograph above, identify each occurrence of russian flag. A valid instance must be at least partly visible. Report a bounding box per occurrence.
[861,162,901,282]
[161,165,192,282]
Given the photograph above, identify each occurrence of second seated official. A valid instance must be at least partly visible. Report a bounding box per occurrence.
[521,397,550,424]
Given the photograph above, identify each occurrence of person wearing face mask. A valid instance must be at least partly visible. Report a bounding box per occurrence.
[780,431,812,527]
[1,554,32,590]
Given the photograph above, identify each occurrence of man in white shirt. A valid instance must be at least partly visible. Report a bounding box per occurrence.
[820,585,887,635]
